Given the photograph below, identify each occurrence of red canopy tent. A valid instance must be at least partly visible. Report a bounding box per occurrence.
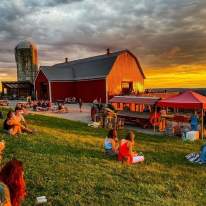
[157,90,206,109]
[157,91,206,139]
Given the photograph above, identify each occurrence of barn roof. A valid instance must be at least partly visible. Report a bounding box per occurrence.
[2,81,33,89]
[40,50,145,81]
[109,96,160,105]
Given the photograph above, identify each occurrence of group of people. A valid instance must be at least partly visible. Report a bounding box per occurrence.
[31,100,52,112]
[3,107,32,136]
[32,98,83,113]
[104,130,144,164]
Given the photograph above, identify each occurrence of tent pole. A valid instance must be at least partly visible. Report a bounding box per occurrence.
[202,109,204,140]
[154,106,157,133]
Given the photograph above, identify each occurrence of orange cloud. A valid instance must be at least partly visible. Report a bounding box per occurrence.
[144,64,206,88]
[0,72,16,91]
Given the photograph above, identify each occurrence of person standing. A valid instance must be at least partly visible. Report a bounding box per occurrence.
[78,98,83,112]
[190,111,199,131]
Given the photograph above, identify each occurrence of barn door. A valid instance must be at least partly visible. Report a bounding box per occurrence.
[121,81,133,95]
[40,82,49,100]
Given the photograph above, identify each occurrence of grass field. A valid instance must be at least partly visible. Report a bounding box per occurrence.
[0,109,206,206]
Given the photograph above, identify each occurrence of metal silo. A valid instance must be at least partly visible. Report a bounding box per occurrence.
[15,40,38,83]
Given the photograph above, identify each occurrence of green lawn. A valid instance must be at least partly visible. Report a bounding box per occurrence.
[0,110,206,206]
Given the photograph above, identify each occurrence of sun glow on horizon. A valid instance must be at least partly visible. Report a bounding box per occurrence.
[144,64,206,88]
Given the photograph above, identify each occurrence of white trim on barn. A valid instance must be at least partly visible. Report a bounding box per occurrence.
[48,81,52,102]
[105,78,108,104]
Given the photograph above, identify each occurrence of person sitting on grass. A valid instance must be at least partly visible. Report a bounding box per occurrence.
[104,129,119,156]
[0,159,26,206]
[118,131,144,164]
[15,107,27,128]
[186,144,206,164]
[3,111,32,136]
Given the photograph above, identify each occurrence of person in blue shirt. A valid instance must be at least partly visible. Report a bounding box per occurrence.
[104,129,119,157]
[190,111,199,131]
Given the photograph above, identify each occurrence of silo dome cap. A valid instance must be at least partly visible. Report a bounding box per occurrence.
[15,40,37,49]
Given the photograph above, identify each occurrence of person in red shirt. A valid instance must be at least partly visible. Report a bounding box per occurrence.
[118,131,144,164]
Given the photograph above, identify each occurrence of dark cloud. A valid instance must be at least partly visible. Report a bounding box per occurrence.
[25,0,83,8]
[0,0,206,77]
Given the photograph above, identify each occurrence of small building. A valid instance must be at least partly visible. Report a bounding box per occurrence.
[35,49,145,103]
[1,81,33,99]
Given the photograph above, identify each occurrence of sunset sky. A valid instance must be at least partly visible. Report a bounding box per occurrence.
[0,0,206,88]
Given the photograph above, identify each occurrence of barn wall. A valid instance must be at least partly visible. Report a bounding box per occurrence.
[35,70,49,100]
[107,51,144,99]
[75,79,106,102]
[50,82,74,102]
[49,79,106,103]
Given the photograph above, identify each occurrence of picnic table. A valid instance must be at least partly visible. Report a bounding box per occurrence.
[117,111,151,128]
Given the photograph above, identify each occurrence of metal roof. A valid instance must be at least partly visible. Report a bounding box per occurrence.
[109,96,160,105]
[40,50,145,81]
[15,40,37,49]
[2,81,33,89]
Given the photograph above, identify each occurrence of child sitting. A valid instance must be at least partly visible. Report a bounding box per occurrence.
[104,129,119,156]
[118,131,144,164]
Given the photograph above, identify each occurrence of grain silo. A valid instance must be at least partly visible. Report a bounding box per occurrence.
[15,40,38,83]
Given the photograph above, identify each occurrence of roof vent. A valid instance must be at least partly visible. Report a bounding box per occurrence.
[65,57,68,63]
[106,48,110,55]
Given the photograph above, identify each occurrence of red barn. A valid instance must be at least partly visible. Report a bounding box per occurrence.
[34,49,145,103]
